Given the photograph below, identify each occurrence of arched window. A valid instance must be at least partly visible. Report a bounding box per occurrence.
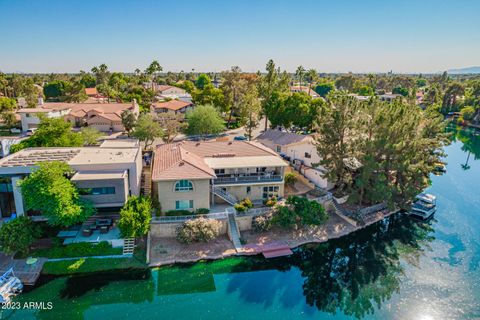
[174,180,193,192]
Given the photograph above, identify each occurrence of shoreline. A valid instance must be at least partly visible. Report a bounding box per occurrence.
[148,208,401,268]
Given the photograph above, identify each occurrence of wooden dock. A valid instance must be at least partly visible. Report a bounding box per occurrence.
[0,254,46,286]
[241,241,293,258]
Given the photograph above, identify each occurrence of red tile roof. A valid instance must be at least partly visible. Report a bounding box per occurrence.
[85,88,98,96]
[151,100,192,111]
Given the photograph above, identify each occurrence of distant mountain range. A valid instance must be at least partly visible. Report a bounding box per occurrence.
[447,66,480,74]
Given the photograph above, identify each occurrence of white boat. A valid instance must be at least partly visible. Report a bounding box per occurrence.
[408,193,436,220]
[0,268,23,304]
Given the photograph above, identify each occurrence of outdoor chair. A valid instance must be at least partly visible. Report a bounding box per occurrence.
[100,226,109,234]
[82,228,92,237]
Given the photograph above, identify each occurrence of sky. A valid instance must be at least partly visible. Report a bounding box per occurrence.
[0,0,479,74]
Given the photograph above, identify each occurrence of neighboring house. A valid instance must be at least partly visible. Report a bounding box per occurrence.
[85,87,99,97]
[150,100,194,117]
[256,129,332,189]
[0,139,142,218]
[348,93,371,101]
[151,141,288,211]
[378,93,402,102]
[16,105,71,132]
[17,100,139,133]
[0,136,26,158]
[289,85,321,98]
[149,84,192,102]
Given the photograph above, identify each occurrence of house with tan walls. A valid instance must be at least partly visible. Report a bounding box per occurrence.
[0,139,142,219]
[256,129,333,190]
[151,141,288,212]
[17,99,139,133]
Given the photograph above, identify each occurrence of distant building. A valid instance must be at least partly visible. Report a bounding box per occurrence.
[16,99,139,133]
[289,85,321,98]
[378,93,402,102]
[0,139,142,218]
[150,100,194,117]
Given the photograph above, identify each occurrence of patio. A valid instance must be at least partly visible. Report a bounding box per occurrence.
[63,227,122,245]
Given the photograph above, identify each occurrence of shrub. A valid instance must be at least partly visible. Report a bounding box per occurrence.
[285,172,298,186]
[165,210,192,216]
[195,208,210,215]
[176,218,222,244]
[252,215,273,232]
[0,216,40,256]
[241,198,254,209]
[271,196,328,228]
[264,196,277,207]
[117,196,152,238]
[234,203,247,212]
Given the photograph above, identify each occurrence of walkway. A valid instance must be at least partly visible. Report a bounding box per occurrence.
[227,213,242,251]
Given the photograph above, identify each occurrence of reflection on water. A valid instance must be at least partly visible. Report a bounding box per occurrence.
[4,129,480,320]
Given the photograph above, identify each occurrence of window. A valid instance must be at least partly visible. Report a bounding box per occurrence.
[263,186,279,199]
[175,200,194,210]
[214,169,225,175]
[304,152,311,159]
[174,180,193,192]
[246,186,251,194]
[276,145,282,153]
[79,187,115,195]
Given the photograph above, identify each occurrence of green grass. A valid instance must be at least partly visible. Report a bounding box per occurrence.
[31,241,123,259]
[42,257,147,275]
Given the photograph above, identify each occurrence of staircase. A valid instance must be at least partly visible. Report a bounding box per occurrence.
[227,213,242,251]
[141,167,152,197]
[212,186,238,205]
[123,238,135,255]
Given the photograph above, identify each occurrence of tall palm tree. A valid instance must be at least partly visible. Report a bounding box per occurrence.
[145,60,162,91]
[295,66,305,89]
[306,69,318,96]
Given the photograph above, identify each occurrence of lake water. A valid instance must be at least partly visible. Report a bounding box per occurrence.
[3,129,480,320]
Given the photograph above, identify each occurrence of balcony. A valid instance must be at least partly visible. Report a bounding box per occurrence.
[213,173,283,185]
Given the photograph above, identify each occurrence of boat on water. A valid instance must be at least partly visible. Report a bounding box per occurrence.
[407,193,436,220]
[0,268,23,304]
[433,162,447,175]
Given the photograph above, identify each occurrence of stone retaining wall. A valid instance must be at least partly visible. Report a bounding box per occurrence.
[150,219,229,238]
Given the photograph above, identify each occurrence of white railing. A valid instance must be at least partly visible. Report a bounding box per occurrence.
[235,206,272,217]
[151,211,228,223]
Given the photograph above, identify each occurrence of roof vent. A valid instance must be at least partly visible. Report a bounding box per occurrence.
[196,142,201,146]
[179,162,184,166]
[228,142,232,145]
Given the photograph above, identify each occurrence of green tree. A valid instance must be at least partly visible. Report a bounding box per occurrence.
[117,196,152,238]
[295,65,306,88]
[91,64,110,85]
[314,92,361,190]
[459,106,475,122]
[10,116,84,153]
[132,114,163,148]
[357,85,374,96]
[335,74,355,92]
[121,109,137,136]
[0,216,39,255]
[392,86,409,97]
[315,81,335,97]
[79,73,96,88]
[192,83,224,107]
[156,113,187,143]
[145,60,163,90]
[43,80,69,99]
[186,105,225,137]
[237,84,261,140]
[80,127,102,145]
[18,162,96,227]
[195,74,211,90]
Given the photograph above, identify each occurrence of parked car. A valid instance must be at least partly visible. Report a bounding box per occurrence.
[233,135,247,141]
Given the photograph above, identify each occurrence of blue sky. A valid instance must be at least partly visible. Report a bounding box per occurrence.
[0,0,479,73]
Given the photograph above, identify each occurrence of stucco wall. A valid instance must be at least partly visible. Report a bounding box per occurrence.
[150,219,228,238]
[74,177,127,207]
[222,182,284,202]
[156,179,211,212]
[236,215,253,231]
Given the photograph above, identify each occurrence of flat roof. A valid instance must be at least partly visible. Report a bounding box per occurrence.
[0,146,139,168]
[71,170,127,181]
[100,139,139,148]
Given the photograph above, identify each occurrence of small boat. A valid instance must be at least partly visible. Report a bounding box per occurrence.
[433,162,446,174]
[407,193,436,220]
[0,268,23,304]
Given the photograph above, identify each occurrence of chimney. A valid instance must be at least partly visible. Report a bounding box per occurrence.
[38,96,44,105]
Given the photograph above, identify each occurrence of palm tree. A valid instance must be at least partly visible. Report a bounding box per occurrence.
[295,66,305,89]
[306,69,318,96]
[145,60,162,91]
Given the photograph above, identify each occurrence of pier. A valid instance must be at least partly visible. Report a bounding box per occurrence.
[0,253,46,286]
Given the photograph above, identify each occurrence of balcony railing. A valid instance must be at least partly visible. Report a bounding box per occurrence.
[214,174,283,185]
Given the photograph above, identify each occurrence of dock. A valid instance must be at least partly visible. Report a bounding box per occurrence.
[0,254,46,286]
[241,241,293,258]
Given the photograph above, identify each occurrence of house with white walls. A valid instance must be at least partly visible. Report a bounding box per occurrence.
[256,129,333,190]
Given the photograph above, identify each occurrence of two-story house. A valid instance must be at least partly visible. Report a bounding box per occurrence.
[151,141,287,211]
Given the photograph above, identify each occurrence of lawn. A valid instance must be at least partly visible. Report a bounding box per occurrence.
[42,256,147,275]
[31,241,123,259]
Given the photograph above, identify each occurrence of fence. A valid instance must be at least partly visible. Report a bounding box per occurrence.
[151,211,228,224]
